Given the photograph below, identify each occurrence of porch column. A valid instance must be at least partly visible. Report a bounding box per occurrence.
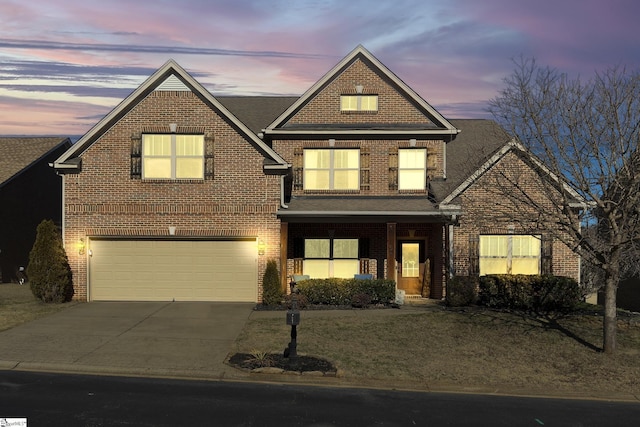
[386,222,396,281]
[280,222,288,292]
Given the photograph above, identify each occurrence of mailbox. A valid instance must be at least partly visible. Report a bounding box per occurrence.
[286,309,300,326]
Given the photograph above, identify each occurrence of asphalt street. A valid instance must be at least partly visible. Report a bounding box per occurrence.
[2,371,639,426]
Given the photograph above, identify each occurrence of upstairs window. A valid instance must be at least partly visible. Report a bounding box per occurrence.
[304,149,359,190]
[479,235,541,275]
[142,134,204,179]
[340,95,378,112]
[398,149,426,190]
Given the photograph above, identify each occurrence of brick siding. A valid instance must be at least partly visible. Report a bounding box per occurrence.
[64,91,282,301]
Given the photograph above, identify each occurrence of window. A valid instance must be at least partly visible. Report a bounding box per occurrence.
[303,238,359,278]
[143,134,204,179]
[304,149,359,190]
[479,235,541,275]
[398,149,426,190]
[340,95,378,111]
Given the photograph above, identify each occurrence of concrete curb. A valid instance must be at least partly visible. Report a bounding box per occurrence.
[3,360,639,403]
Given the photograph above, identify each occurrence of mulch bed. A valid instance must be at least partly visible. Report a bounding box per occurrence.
[227,352,337,374]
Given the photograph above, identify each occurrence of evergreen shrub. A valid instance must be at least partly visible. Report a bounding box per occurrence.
[478,274,580,313]
[445,276,478,307]
[27,219,73,303]
[261,259,283,306]
[296,278,395,306]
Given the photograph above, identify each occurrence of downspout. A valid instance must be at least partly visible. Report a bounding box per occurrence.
[280,174,288,209]
[61,174,66,245]
[448,219,455,278]
[443,139,447,180]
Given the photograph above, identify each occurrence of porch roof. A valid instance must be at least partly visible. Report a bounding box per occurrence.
[278,196,460,222]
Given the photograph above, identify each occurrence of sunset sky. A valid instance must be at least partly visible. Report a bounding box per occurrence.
[1,0,638,136]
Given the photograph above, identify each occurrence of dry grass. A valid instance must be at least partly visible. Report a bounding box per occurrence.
[0,283,74,332]
[236,305,640,394]
[2,283,638,394]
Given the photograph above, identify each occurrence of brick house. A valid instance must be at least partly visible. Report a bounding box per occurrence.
[0,137,72,282]
[53,45,581,302]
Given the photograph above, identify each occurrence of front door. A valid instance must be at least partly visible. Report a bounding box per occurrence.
[397,241,425,295]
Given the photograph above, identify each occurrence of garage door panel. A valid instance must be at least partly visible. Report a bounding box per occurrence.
[89,240,257,302]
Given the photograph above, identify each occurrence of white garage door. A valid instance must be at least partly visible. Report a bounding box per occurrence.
[89,239,257,302]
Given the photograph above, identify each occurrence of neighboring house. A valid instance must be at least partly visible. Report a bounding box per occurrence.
[53,46,580,302]
[0,137,72,283]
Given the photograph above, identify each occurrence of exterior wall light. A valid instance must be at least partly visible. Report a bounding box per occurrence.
[258,239,266,256]
[78,238,85,255]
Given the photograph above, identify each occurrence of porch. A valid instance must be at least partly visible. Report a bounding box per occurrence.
[279,221,449,299]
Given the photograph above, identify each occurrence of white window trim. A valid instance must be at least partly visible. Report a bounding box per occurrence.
[340,95,378,111]
[142,134,204,180]
[303,238,359,278]
[398,148,427,190]
[479,234,541,275]
[303,148,360,190]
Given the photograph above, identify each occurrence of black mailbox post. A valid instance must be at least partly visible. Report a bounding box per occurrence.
[284,282,300,359]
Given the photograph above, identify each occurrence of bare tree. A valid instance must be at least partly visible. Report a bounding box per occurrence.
[488,58,640,354]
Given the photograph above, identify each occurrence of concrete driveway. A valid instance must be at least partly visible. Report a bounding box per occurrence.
[0,301,254,380]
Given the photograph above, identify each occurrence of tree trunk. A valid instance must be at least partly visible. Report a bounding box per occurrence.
[602,271,618,354]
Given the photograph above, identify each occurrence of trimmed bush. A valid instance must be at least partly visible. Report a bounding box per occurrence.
[446,276,478,307]
[261,259,284,306]
[296,278,395,306]
[284,292,308,309]
[478,274,580,313]
[351,292,372,308]
[27,220,73,303]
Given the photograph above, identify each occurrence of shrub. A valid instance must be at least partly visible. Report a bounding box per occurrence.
[446,276,478,307]
[27,220,73,303]
[296,278,395,305]
[261,259,283,306]
[478,274,580,313]
[351,292,372,308]
[284,293,308,309]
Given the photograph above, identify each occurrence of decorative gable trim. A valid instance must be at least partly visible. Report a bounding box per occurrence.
[264,45,460,137]
[53,60,288,172]
[156,74,190,91]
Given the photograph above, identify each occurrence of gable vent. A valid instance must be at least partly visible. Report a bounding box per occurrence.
[155,74,190,91]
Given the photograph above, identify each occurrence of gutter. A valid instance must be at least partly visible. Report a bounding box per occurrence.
[277,209,462,217]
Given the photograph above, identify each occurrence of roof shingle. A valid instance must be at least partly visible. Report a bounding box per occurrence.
[0,137,71,186]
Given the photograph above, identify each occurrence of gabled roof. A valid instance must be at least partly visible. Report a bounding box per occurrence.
[438,125,586,208]
[0,137,71,188]
[264,45,460,137]
[217,96,298,135]
[53,60,289,172]
[430,119,512,201]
